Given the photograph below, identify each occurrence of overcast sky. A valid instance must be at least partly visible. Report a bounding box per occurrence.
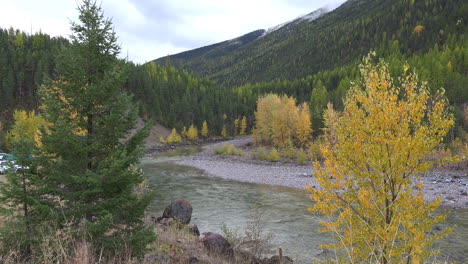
[0,0,347,64]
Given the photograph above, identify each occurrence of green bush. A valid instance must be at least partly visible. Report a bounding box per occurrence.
[296,148,308,164]
[214,143,242,156]
[251,147,269,160]
[282,140,297,159]
[267,148,280,162]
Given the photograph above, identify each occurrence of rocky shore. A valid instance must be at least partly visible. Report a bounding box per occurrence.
[176,137,468,209]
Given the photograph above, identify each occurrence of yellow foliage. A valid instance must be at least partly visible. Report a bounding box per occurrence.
[253,94,303,148]
[187,125,198,141]
[6,110,46,147]
[413,24,424,34]
[322,103,339,148]
[166,128,182,143]
[159,136,166,144]
[221,125,227,138]
[201,121,209,137]
[181,126,188,139]
[267,148,280,162]
[296,102,312,147]
[233,118,239,136]
[308,54,453,263]
[240,116,247,135]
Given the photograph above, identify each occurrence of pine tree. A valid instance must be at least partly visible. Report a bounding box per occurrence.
[38,0,154,257]
[0,111,46,259]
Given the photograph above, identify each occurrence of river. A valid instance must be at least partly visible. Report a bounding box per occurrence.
[141,155,468,263]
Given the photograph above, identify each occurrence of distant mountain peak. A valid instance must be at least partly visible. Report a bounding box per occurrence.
[261,7,330,37]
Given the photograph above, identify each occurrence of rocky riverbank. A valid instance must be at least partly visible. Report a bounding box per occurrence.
[175,137,468,209]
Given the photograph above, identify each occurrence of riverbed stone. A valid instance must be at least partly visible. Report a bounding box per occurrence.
[201,232,234,260]
[185,223,200,236]
[262,255,293,264]
[162,199,193,225]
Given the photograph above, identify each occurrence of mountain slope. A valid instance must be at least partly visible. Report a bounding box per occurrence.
[154,0,467,87]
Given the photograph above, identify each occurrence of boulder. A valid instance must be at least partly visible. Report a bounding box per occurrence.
[185,223,200,237]
[201,232,234,260]
[161,199,193,225]
[262,255,293,264]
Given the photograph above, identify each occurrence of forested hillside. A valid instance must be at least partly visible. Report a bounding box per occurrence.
[1,0,467,141]
[155,0,467,88]
[0,28,69,120]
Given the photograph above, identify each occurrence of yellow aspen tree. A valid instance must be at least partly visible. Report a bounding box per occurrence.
[240,116,247,135]
[322,102,340,148]
[181,126,188,139]
[201,121,209,138]
[253,94,281,145]
[233,118,239,136]
[221,125,227,138]
[187,125,198,141]
[166,128,182,143]
[6,110,46,147]
[296,102,312,147]
[308,54,453,263]
[271,95,298,148]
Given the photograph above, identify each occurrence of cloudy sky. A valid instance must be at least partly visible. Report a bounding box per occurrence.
[0,0,346,64]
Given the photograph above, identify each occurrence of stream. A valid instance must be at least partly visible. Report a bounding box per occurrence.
[141,154,468,263]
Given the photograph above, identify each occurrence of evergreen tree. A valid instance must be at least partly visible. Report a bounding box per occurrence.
[0,111,46,259]
[38,0,154,257]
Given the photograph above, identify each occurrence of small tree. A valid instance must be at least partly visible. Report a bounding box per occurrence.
[308,55,453,263]
[240,116,247,136]
[0,111,46,259]
[221,125,227,138]
[201,121,209,138]
[166,128,182,143]
[233,118,239,136]
[187,124,198,141]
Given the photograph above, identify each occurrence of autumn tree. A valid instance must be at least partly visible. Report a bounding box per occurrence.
[271,95,299,148]
[233,118,239,136]
[38,0,154,257]
[308,54,453,263]
[240,116,247,135]
[187,124,198,140]
[253,94,302,148]
[166,128,182,143]
[296,102,313,147]
[5,110,46,148]
[221,125,227,138]
[201,120,209,138]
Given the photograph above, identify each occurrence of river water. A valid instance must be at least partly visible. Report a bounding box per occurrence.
[141,155,468,263]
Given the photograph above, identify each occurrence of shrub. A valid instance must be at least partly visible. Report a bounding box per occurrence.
[308,139,323,161]
[214,143,242,156]
[267,148,280,162]
[296,148,308,164]
[221,207,274,259]
[251,147,269,161]
[282,140,297,159]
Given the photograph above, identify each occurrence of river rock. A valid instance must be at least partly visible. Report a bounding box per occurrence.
[161,199,193,225]
[185,223,200,236]
[262,255,293,264]
[201,232,234,260]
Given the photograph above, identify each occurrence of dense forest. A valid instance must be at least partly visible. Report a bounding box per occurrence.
[0,0,467,144]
